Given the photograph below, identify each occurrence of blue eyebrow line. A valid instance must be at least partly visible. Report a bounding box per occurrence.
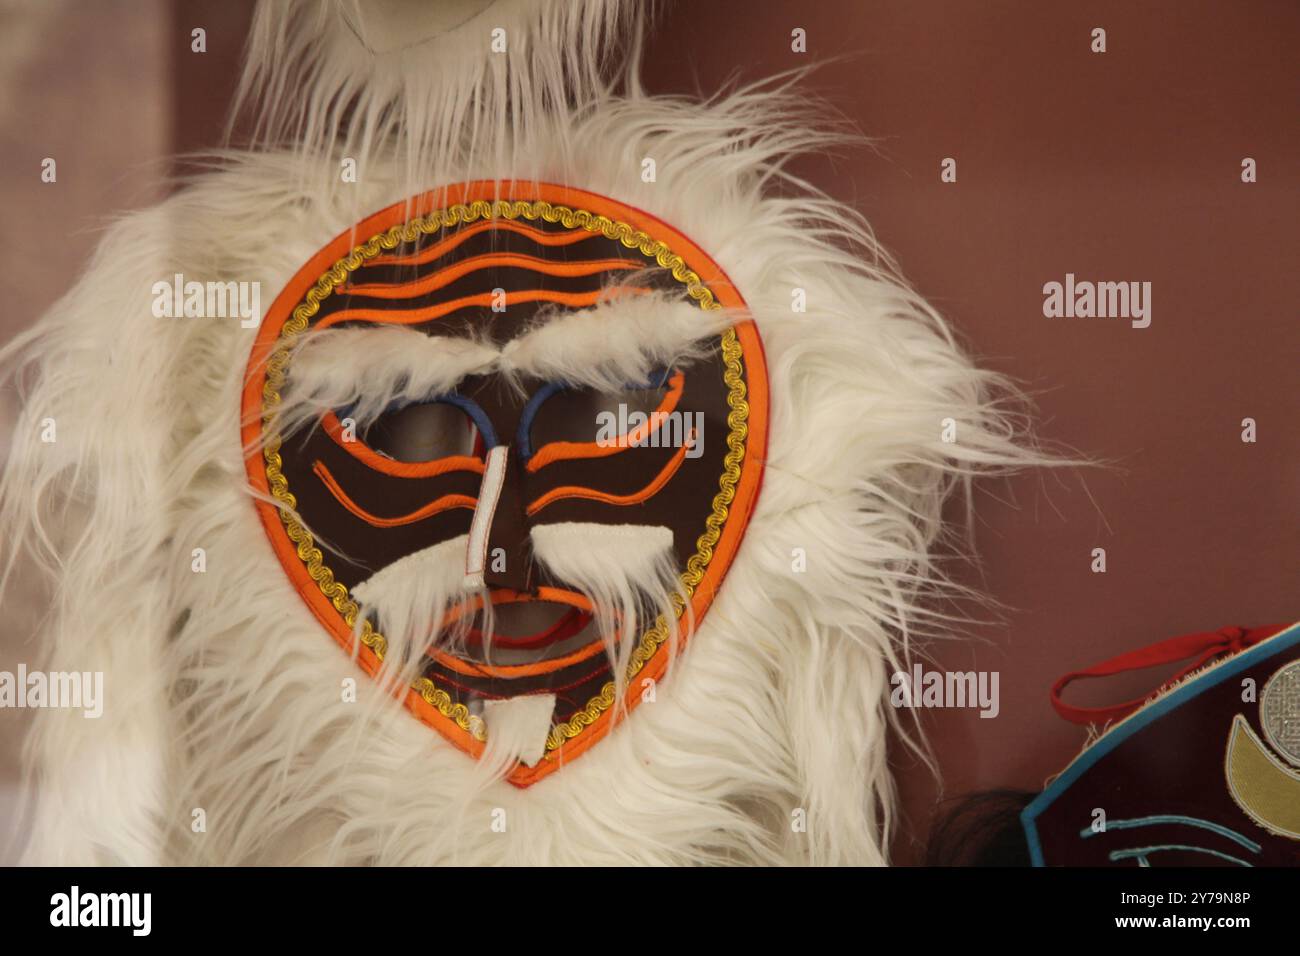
[516,382,565,461]
[514,369,674,463]
[433,394,499,449]
[336,394,499,450]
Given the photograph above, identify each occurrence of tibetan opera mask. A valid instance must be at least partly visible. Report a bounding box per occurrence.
[242,183,768,786]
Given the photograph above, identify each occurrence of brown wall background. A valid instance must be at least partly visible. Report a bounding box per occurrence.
[1,0,1295,864]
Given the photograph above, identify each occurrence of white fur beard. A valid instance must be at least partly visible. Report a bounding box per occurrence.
[2,41,1050,865]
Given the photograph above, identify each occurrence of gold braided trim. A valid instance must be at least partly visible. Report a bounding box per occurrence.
[258,198,749,750]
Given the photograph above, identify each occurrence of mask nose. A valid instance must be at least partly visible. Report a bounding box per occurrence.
[463,445,534,593]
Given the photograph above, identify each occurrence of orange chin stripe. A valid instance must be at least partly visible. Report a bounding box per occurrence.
[312,460,476,528]
[430,636,607,679]
[314,286,650,330]
[527,370,686,473]
[320,411,486,479]
[366,220,596,269]
[345,254,641,300]
[525,430,694,516]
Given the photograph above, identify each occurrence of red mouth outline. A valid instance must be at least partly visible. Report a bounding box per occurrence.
[461,604,593,651]
[428,588,609,680]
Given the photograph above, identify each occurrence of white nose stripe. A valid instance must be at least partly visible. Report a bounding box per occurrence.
[464,444,509,588]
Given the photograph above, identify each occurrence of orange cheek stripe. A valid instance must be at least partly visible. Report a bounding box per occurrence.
[526,370,687,473]
[314,286,651,330]
[525,430,694,516]
[345,254,641,300]
[366,219,595,269]
[321,411,486,479]
[312,460,477,528]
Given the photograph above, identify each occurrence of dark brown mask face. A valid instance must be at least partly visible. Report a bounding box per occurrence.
[243,183,769,785]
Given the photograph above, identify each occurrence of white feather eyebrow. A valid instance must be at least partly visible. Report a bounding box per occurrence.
[268,293,734,443]
[496,292,735,391]
[275,326,498,434]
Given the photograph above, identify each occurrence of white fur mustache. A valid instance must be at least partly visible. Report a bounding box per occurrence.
[350,522,686,683]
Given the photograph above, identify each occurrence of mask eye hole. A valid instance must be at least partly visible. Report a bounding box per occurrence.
[522,371,672,458]
[363,401,483,463]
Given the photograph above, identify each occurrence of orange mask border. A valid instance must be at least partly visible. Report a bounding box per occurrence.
[240,181,770,787]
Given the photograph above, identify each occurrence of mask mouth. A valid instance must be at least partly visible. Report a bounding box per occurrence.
[459,598,596,666]
[420,589,616,718]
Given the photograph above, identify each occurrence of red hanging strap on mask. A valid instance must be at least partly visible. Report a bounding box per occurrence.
[1050,624,1289,726]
